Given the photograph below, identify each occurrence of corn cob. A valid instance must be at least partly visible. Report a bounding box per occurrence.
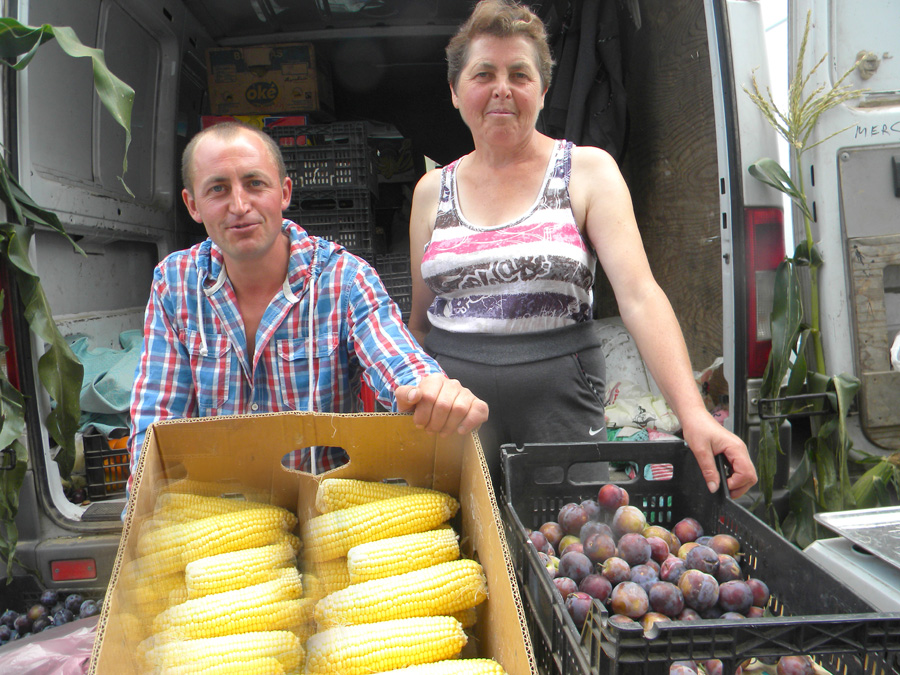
[152,491,282,523]
[184,541,296,598]
[302,492,459,562]
[302,557,351,597]
[158,477,271,503]
[373,659,509,674]
[347,527,460,583]
[152,572,304,639]
[305,616,467,674]
[315,558,488,629]
[133,507,296,576]
[315,478,443,512]
[163,656,287,675]
[142,630,302,673]
[450,606,479,630]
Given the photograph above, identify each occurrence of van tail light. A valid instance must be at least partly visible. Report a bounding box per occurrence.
[745,207,785,379]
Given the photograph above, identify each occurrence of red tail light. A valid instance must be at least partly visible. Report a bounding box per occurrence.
[0,265,20,390]
[745,207,785,378]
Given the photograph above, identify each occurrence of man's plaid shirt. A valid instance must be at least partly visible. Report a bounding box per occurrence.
[127,220,442,489]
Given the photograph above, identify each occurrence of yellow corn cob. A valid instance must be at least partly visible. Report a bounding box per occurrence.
[347,527,460,583]
[153,491,284,523]
[302,557,351,597]
[142,630,302,672]
[273,529,304,554]
[163,656,286,675]
[133,508,297,576]
[315,559,488,629]
[315,478,443,512]
[450,606,478,630]
[158,477,271,503]
[152,572,304,639]
[305,616,467,674]
[373,659,509,674]
[302,492,459,563]
[184,541,296,598]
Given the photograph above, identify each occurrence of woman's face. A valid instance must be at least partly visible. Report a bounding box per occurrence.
[451,34,547,147]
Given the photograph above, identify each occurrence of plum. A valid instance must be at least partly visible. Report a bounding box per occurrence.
[612,505,647,537]
[746,606,766,618]
[648,581,685,617]
[704,660,724,675]
[709,533,740,558]
[720,611,746,620]
[678,569,719,611]
[0,609,18,628]
[39,589,60,609]
[685,545,719,575]
[580,498,603,522]
[660,556,687,585]
[529,530,551,553]
[644,559,660,575]
[13,613,32,634]
[641,611,670,631]
[678,542,699,559]
[580,520,611,543]
[610,581,650,619]
[630,564,659,594]
[558,502,590,535]
[554,576,578,600]
[672,517,703,544]
[601,556,632,587]
[700,605,724,619]
[32,617,52,632]
[677,607,701,621]
[79,599,100,618]
[597,484,629,512]
[566,591,594,629]
[715,554,743,583]
[583,532,617,565]
[643,525,681,555]
[558,551,593,584]
[579,573,612,602]
[618,532,652,566]
[717,580,753,614]
[746,577,771,608]
[26,603,49,623]
[64,594,84,614]
[776,656,816,675]
[646,536,671,564]
[52,608,75,626]
[0,624,10,643]
[608,614,640,629]
[539,521,565,549]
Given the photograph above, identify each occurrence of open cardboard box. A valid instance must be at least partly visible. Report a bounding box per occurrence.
[88,412,536,674]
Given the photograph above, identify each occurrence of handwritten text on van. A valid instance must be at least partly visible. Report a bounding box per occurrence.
[854,121,900,139]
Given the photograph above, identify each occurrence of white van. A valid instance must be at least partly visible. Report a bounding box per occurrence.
[0,0,895,605]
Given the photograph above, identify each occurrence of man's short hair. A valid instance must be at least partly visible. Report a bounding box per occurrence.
[181,121,287,194]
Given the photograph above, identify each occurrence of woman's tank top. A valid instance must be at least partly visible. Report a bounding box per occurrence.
[420,139,596,334]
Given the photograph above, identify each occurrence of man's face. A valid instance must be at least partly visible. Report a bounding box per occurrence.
[182,129,292,266]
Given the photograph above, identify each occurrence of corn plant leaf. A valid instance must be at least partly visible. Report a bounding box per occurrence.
[792,239,824,269]
[748,159,814,222]
[0,440,27,581]
[0,377,26,452]
[0,19,134,195]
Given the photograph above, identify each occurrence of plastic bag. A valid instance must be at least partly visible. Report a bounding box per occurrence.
[0,616,98,675]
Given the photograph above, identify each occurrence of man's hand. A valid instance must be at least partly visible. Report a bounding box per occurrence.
[682,413,758,499]
[395,374,489,437]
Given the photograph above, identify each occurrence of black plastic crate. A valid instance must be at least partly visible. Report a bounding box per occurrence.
[268,121,378,195]
[502,441,900,675]
[375,252,412,321]
[83,431,130,501]
[287,189,375,260]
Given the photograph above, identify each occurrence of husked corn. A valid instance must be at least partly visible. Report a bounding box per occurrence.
[347,528,460,583]
[152,572,303,639]
[305,616,467,674]
[302,557,351,597]
[158,478,270,503]
[315,478,443,512]
[152,491,281,523]
[184,541,296,598]
[163,656,286,675]
[302,492,459,562]
[373,659,509,674]
[142,630,302,672]
[315,559,488,629]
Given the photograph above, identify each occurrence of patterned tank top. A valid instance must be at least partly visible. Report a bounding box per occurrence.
[421,139,596,334]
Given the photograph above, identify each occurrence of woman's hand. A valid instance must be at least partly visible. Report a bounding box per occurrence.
[395,373,489,437]
[681,413,758,499]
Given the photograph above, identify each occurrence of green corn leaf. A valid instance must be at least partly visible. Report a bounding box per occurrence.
[0,440,27,581]
[748,159,814,222]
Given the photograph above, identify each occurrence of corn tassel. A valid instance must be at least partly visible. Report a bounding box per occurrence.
[305,616,467,674]
[184,541,296,598]
[302,492,459,562]
[372,659,509,674]
[315,558,488,628]
[315,478,443,512]
[152,572,303,639]
[347,527,460,583]
[141,630,302,673]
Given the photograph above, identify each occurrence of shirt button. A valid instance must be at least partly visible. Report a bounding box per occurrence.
[250,403,259,411]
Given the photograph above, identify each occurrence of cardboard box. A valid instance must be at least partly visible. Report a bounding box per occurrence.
[200,114,309,130]
[206,43,334,116]
[87,413,536,674]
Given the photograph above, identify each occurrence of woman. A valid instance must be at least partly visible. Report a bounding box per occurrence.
[408,0,756,498]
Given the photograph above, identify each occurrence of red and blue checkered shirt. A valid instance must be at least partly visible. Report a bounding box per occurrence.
[127,220,442,489]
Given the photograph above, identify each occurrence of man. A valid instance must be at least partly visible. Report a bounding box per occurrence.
[127,122,488,487]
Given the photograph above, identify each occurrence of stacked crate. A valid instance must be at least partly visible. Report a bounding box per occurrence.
[267,121,379,262]
[375,251,413,323]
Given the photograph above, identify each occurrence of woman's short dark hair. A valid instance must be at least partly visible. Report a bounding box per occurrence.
[181,121,287,195]
[446,0,554,92]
